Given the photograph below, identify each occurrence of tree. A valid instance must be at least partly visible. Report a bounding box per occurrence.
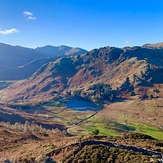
[150,94,154,99]
[92,129,99,135]
[73,89,82,96]
[130,91,135,96]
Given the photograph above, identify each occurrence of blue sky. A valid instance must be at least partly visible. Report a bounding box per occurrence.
[0,0,163,50]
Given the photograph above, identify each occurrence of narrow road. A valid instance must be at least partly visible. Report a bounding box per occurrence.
[74,112,98,125]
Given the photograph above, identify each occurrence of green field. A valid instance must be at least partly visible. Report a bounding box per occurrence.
[25,99,163,140]
[73,114,163,140]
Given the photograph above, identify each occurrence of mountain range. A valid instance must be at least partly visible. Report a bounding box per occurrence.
[1,42,163,102]
[0,43,87,80]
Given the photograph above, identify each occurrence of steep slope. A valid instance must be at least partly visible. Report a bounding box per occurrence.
[0,57,59,80]
[0,43,87,80]
[0,57,77,102]
[1,44,163,102]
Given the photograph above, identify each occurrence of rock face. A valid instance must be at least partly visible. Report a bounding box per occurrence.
[1,43,163,102]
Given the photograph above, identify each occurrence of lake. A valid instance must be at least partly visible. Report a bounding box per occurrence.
[66,99,100,111]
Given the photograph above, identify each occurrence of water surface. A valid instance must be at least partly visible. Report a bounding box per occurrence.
[66,99,99,111]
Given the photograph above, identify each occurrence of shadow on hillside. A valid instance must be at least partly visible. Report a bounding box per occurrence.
[113,97,128,102]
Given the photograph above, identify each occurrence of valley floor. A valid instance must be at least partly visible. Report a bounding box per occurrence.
[0,97,163,162]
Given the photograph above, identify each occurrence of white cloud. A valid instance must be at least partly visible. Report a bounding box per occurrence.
[28,16,36,20]
[23,11,33,16]
[23,11,36,20]
[0,28,19,35]
[125,40,133,44]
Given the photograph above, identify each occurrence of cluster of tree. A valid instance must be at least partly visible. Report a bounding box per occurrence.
[73,89,82,97]
[71,83,115,102]
[88,83,115,101]
[0,121,66,136]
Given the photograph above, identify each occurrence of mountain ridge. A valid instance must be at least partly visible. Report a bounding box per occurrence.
[0,43,87,80]
[35,45,87,57]
[1,43,163,102]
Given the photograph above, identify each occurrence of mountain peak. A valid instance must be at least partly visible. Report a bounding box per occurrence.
[142,42,163,48]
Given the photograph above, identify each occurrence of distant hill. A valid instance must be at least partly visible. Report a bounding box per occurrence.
[1,42,163,102]
[35,45,87,57]
[0,43,42,70]
[0,43,87,80]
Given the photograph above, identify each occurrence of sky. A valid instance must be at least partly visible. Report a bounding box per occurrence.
[0,0,163,50]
